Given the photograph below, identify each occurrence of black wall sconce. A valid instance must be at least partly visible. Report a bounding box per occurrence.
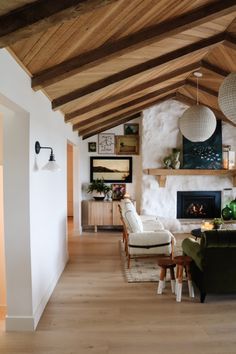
[35,141,60,172]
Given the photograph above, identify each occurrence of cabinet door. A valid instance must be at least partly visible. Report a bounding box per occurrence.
[112,201,122,225]
[88,202,112,225]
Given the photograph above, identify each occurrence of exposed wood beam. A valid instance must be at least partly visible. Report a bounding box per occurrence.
[76,93,175,134]
[0,0,119,48]
[224,33,236,50]
[65,61,201,121]
[72,81,185,128]
[81,113,142,139]
[52,32,225,110]
[32,0,236,90]
[201,60,229,77]
[175,92,236,127]
[186,80,218,97]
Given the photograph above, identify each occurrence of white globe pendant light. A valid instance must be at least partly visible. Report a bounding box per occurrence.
[218,72,236,124]
[179,72,217,142]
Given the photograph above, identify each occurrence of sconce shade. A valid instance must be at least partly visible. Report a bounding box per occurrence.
[179,105,217,142]
[35,141,61,172]
[218,72,236,124]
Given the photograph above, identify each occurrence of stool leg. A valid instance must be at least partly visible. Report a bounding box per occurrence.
[175,265,179,295]
[186,264,194,298]
[170,266,176,294]
[176,265,183,302]
[162,268,167,289]
[157,267,165,295]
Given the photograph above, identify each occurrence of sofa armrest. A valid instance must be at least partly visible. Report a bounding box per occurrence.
[182,238,203,271]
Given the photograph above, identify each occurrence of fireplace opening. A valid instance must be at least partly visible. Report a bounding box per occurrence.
[177,191,221,219]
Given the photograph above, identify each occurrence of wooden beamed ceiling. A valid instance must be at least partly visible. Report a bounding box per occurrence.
[1,0,236,138]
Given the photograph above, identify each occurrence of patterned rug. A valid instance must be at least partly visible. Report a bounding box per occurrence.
[120,235,184,283]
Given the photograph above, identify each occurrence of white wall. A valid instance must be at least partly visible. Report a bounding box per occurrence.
[0,49,79,330]
[80,118,142,212]
[141,99,236,218]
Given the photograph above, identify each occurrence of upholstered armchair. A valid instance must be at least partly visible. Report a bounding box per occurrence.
[119,199,175,268]
[182,230,236,303]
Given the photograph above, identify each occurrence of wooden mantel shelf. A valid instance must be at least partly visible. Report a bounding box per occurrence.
[143,168,236,188]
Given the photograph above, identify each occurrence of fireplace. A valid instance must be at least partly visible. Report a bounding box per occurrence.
[177,191,221,219]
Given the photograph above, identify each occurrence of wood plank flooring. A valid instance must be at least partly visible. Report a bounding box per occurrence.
[1,230,236,353]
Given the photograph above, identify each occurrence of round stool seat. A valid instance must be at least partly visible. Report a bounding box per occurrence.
[157,257,176,267]
[174,255,192,266]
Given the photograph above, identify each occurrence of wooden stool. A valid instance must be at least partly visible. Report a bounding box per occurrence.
[174,255,194,302]
[157,257,176,295]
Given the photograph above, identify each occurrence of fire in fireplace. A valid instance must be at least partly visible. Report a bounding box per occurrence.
[177,191,221,219]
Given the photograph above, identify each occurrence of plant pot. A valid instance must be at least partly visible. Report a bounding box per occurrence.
[213,224,222,230]
[92,191,105,201]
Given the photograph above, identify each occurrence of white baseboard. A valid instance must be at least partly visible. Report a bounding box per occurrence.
[5,316,35,331]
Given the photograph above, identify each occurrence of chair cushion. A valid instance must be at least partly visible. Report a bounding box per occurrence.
[128,230,173,255]
[124,209,143,233]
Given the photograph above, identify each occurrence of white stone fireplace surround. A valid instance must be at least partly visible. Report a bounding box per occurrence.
[141,99,236,232]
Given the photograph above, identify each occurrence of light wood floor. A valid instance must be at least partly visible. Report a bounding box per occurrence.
[1,230,236,354]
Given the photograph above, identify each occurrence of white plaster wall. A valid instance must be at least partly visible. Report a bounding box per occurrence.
[80,118,142,212]
[142,99,236,219]
[0,49,79,330]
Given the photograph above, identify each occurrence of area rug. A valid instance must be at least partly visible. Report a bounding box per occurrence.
[120,235,184,283]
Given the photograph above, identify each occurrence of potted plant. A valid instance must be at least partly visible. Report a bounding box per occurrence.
[211,218,223,230]
[87,178,111,200]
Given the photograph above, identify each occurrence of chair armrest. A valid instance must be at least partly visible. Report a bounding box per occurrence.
[182,238,203,271]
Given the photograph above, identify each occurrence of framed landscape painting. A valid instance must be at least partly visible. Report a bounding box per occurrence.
[124,123,139,135]
[90,156,132,183]
[116,135,139,155]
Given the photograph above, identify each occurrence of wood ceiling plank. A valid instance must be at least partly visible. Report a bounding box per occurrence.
[223,33,236,50]
[65,63,200,121]
[175,91,236,127]
[186,79,218,97]
[0,0,119,48]
[81,113,142,139]
[201,59,230,76]
[31,1,236,90]
[75,93,176,134]
[52,33,225,110]
[71,80,185,127]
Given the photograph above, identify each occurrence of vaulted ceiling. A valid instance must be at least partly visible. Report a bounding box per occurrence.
[1,0,236,139]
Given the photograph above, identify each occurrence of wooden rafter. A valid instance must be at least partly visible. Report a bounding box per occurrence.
[65,61,201,121]
[31,0,236,90]
[201,60,229,77]
[68,80,185,125]
[175,92,236,127]
[224,33,236,50]
[52,32,226,110]
[0,0,119,48]
[186,80,218,97]
[75,93,175,134]
[81,113,142,139]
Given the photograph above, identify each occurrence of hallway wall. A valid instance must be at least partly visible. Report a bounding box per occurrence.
[0,49,79,330]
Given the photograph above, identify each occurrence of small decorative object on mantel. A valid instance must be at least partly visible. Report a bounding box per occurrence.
[221,205,233,221]
[163,148,181,169]
[229,199,236,220]
[87,178,111,200]
[222,144,230,169]
[211,218,223,230]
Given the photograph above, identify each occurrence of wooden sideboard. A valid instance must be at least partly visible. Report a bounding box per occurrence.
[82,200,123,232]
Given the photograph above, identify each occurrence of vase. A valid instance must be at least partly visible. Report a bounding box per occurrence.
[221,204,233,221]
[229,199,236,220]
[92,191,105,201]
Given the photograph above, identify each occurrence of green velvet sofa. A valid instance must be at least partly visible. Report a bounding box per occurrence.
[182,230,236,303]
